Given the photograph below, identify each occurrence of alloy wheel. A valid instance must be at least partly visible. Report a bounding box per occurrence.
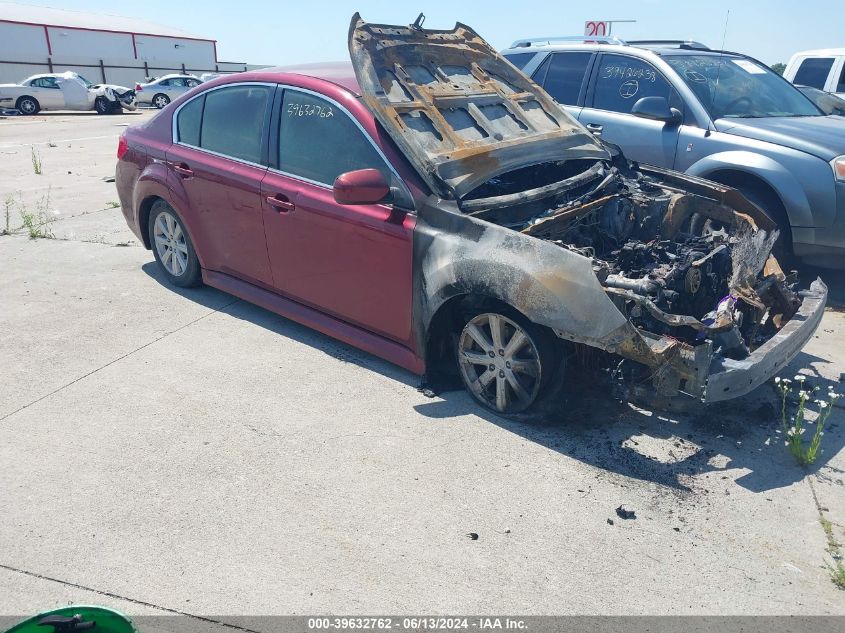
[153,211,189,277]
[19,98,36,114]
[154,95,169,108]
[457,313,543,413]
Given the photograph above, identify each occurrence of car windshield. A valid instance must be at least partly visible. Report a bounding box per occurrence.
[664,54,822,119]
[77,75,95,88]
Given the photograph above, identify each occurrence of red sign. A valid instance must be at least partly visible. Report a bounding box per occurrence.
[584,21,609,37]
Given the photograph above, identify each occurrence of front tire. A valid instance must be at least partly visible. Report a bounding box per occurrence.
[94,97,111,115]
[152,93,170,109]
[16,96,40,115]
[148,201,201,287]
[456,310,554,414]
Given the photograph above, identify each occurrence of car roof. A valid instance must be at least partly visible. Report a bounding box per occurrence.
[502,39,742,59]
[150,74,198,81]
[790,48,845,57]
[253,62,360,94]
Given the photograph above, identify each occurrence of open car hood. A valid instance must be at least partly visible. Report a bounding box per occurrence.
[348,14,610,199]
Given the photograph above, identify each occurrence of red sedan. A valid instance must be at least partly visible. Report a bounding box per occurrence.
[116,15,825,414]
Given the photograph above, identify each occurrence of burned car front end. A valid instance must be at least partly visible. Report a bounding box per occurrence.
[349,14,826,410]
[513,161,827,407]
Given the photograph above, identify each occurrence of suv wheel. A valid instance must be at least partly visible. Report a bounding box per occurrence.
[456,310,553,414]
[148,201,201,287]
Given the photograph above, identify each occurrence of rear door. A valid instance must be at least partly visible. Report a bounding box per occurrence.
[260,87,415,344]
[533,51,595,119]
[579,53,683,168]
[30,77,64,109]
[166,83,275,287]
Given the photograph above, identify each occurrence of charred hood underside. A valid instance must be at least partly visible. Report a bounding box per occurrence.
[348,13,609,199]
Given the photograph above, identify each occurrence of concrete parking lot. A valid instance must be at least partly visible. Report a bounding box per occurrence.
[1,110,844,620]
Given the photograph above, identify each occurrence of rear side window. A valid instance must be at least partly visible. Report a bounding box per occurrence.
[794,57,834,89]
[592,54,680,115]
[543,52,592,105]
[504,52,536,71]
[278,90,388,186]
[837,64,845,93]
[201,85,271,163]
[31,77,58,88]
[176,95,204,146]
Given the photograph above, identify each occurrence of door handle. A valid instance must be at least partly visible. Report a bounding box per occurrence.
[585,123,603,135]
[266,195,295,213]
[172,163,193,177]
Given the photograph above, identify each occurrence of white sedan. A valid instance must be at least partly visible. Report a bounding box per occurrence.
[0,72,137,114]
[135,74,201,108]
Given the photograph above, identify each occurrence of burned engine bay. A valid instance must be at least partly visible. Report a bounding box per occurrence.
[463,157,802,370]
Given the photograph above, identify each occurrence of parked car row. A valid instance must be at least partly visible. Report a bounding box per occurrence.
[0,71,233,115]
[115,14,827,415]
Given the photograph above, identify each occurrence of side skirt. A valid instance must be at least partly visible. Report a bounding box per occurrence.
[202,269,425,375]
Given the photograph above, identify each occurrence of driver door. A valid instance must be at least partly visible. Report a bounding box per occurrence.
[260,87,415,345]
[579,53,684,168]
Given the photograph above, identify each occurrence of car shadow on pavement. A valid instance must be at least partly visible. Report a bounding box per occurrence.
[142,262,843,494]
[414,352,844,494]
[141,262,421,389]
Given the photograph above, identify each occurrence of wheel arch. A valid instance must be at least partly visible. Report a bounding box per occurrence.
[686,151,813,228]
[15,95,40,112]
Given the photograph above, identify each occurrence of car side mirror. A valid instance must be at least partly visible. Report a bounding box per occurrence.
[631,96,682,126]
[333,168,391,205]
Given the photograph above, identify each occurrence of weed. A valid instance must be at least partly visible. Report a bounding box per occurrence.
[106,201,120,209]
[31,146,42,175]
[819,516,845,590]
[18,189,56,239]
[775,375,839,465]
[2,194,14,235]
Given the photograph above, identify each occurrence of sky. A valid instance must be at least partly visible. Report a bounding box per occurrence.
[6,0,842,67]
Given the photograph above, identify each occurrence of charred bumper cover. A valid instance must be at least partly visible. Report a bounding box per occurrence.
[704,278,827,402]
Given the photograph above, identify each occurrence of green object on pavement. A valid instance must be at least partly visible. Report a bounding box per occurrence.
[4,606,135,633]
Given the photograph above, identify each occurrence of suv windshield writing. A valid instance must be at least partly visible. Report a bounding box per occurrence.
[665,54,820,119]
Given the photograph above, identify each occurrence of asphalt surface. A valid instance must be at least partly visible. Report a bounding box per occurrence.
[1,110,844,622]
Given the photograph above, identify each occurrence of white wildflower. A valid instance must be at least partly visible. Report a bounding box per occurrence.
[816,400,828,409]
[795,375,806,382]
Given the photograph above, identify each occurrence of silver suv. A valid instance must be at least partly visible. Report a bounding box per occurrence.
[502,37,845,267]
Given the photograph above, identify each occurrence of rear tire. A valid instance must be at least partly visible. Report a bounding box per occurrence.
[148,201,201,288]
[456,307,558,414]
[16,96,39,115]
[152,93,170,109]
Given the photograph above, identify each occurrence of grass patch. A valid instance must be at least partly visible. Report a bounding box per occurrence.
[819,516,845,590]
[106,201,120,209]
[3,190,57,239]
[2,194,13,235]
[31,146,42,175]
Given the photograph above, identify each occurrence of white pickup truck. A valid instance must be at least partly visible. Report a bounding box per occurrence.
[0,71,136,115]
[784,48,845,98]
